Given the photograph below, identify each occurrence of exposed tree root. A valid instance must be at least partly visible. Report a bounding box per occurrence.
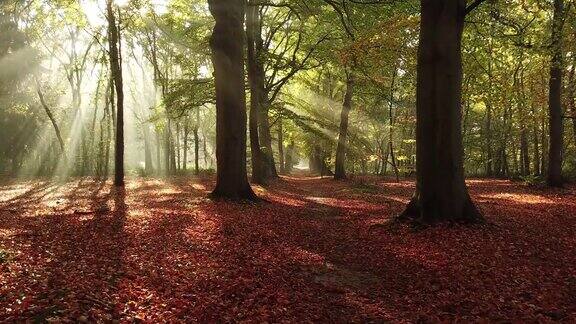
[396,195,485,227]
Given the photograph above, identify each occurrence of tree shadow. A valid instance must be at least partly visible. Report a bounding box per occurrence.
[189,184,461,321]
[0,181,62,211]
[2,176,575,322]
[0,179,128,322]
[192,175,576,321]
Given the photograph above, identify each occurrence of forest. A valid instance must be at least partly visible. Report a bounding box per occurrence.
[1,0,576,321]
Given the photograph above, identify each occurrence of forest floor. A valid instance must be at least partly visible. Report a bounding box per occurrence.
[0,174,575,322]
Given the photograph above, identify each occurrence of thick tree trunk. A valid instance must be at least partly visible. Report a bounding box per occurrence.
[334,72,354,180]
[246,2,277,179]
[209,0,256,199]
[547,0,564,187]
[107,0,124,187]
[399,0,482,224]
[246,3,266,184]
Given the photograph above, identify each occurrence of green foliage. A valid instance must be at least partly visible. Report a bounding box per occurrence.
[520,174,544,186]
[0,0,575,180]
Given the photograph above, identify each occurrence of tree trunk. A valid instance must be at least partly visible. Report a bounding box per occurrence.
[512,141,519,176]
[484,29,494,177]
[35,76,65,155]
[520,128,530,176]
[399,0,482,224]
[156,131,162,175]
[183,121,188,171]
[259,100,278,178]
[170,128,177,173]
[144,125,154,174]
[202,132,208,168]
[195,107,200,174]
[285,141,294,173]
[388,141,400,182]
[277,117,285,174]
[485,101,493,176]
[176,122,181,170]
[568,57,576,143]
[104,82,113,177]
[246,2,266,184]
[388,66,400,182]
[107,0,124,187]
[97,91,108,177]
[381,139,389,175]
[531,97,541,175]
[311,144,321,174]
[164,123,171,174]
[194,125,200,175]
[208,0,255,199]
[334,71,354,180]
[541,113,548,174]
[547,0,564,187]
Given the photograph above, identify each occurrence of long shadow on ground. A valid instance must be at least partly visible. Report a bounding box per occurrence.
[0,176,575,322]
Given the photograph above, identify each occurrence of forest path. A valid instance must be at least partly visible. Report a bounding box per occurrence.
[0,176,575,322]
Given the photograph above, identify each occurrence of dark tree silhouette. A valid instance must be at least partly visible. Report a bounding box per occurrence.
[399,0,484,224]
[547,0,564,187]
[208,0,256,199]
[246,2,266,185]
[107,0,124,187]
[334,71,354,180]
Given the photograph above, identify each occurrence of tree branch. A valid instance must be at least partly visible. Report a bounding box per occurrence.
[465,0,489,16]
